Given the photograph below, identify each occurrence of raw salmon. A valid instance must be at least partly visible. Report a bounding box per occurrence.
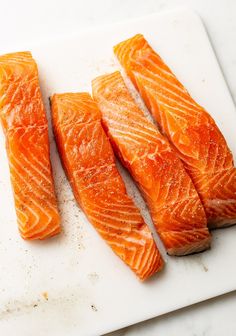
[0,51,60,239]
[50,92,163,280]
[114,34,236,228]
[92,71,210,255]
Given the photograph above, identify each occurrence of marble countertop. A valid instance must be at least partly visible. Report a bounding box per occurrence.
[1,0,236,335]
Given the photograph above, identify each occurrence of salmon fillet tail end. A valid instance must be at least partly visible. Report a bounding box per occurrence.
[50,92,164,281]
[0,51,60,240]
[114,34,236,229]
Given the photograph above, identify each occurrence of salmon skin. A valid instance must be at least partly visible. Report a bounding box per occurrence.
[50,92,163,280]
[92,71,210,256]
[0,51,60,239]
[114,34,236,229]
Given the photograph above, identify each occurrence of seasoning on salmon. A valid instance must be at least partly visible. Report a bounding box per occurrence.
[50,92,163,280]
[0,51,60,239]
[114,34,236,228]
[92,71,211,256]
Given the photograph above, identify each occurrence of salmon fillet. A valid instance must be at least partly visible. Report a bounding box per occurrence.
[92,71,210,256]
[0,51,60,239]
[50,92,163,280]
[114,34,236,228]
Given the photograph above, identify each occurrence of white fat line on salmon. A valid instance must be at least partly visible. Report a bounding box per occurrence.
[104,120,153,145]
[103,116,158,142]
[87,208,143,225]
[134,71,203,114]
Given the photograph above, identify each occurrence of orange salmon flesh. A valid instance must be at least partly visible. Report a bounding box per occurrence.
[92,71,211,256]
[114,34,236,228]
[0,51,60,239]
[50,92,164,280]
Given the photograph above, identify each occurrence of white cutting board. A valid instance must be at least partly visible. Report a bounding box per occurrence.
[0,8,236,336]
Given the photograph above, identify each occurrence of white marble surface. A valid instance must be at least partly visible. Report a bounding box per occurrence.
[1,0,235,335]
